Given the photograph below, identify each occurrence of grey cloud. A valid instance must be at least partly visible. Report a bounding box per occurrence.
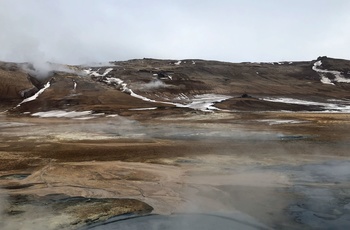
[0,0,350,65]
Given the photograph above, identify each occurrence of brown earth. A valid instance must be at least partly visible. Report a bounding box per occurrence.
[1,56,350,115]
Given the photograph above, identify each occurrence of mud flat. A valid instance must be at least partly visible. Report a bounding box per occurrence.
[1,110,350,229]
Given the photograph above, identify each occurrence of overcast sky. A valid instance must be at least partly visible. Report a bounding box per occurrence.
[0,0,350,64]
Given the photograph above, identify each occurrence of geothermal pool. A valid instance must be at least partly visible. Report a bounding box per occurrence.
[1,112,350,229]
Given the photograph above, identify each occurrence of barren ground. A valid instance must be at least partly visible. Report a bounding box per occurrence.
[1,110,350,229]
[1,57,350,229]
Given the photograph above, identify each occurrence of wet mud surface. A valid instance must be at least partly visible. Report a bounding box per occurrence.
[1,111,350,229]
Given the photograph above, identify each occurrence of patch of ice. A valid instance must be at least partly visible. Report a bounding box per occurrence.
[261,97,350,113]
[17,82,51,107]
[258,119,306,125]
[32,110,92,118]
[129,107,157,111]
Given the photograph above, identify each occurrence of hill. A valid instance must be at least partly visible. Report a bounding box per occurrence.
[1,56,350,116]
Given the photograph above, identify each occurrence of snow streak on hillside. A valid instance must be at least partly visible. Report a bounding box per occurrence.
[16,82,51,107]
[312,61,350,85]
[84,68,231,112]
[262,97,350,112]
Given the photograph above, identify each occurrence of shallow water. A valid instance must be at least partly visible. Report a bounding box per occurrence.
[277,161,350,229]
[82,213,268,230]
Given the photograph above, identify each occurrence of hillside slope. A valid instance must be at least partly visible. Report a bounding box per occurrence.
[1,56,350,115]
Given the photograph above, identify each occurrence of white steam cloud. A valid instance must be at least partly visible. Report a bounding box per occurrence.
[143,80,169,89]
[20,61,84,81]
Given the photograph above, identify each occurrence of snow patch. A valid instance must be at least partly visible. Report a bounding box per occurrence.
[17,82,51,107]
[175,93,189,101]
[32,110,92,118]
[74,116,96,120]
[104,77,124,85]
[84,67,231,112]
[184,94,231,111]
[106,114,119,118]
[262,97,329,107]
[128,89,157,103]
[261,97,350,113]
[312,61,334,85]
[84,67,156,103]
[320,76,334,85]
[258,119,306,125]
[312,60,350,85]
[334,74,350,83]
[85,68,113,77]
[174,61,182,65]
